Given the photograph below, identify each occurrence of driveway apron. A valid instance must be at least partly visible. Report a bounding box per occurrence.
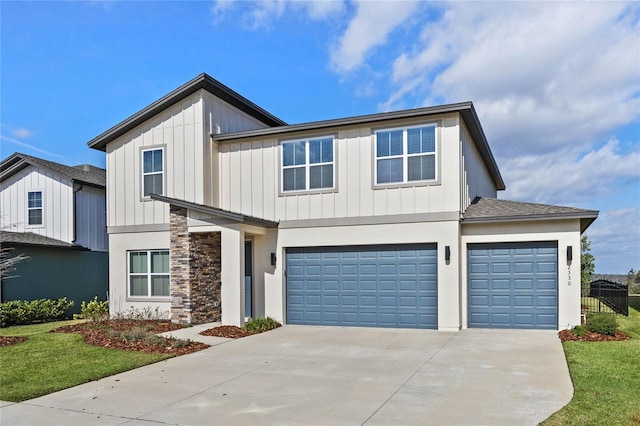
[0,326,572,425]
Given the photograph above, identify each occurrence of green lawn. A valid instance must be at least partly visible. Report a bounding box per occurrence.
[0,320,170,402]
[543,296,640,425]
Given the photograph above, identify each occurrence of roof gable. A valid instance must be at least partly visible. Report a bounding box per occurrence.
[0,153,106,188]
[87,73,287,151]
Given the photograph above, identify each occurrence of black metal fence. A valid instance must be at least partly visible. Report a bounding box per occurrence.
[581,279,629,316]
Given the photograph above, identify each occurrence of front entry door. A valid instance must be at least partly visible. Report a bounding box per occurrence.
[244,240,253,318]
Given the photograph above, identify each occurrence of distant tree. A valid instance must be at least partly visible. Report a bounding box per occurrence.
[581,235,595,286]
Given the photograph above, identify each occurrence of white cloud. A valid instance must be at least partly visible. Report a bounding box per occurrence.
[302,0,345,20]
[210,0,345,29]
[500,138,640,204]
[12,127,32,138]
[383,2,640,156]
[587,208,640,273]
[0,134,63,158]
[330,0,420,73]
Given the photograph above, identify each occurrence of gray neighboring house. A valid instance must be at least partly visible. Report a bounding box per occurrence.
[0,153,109,313]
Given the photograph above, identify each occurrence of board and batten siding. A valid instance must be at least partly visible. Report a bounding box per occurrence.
[0,166,73,243]
[460,120,497,212]
[106,89,273,228]
[218,114,464,222]
[75,186,108,251]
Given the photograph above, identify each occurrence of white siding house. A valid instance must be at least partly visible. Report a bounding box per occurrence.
[88,73,598,330]
[0,153,109,312]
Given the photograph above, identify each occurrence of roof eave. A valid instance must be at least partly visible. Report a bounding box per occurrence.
[212,101,505,191]
[213,102,476,142]
[149,194,279,228]
[87,73,287,151]
[462,211,599,232]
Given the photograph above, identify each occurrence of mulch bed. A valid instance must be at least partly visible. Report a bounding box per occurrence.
[559,329,630,342]
[200,324,281,339]
[0,336,28,347]
[51,320,209,355]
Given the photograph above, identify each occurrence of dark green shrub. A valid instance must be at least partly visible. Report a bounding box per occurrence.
[571,325,586,336]
[0,298,74,327]
[75,296,109,321]
[243,317,281,333]
[586,312,619,336]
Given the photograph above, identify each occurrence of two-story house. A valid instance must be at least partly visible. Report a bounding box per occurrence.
[88,73,597,330]
[0,153,109,312]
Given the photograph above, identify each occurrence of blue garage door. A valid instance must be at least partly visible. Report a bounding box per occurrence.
[286,244,438,329]
[468,242,558,329]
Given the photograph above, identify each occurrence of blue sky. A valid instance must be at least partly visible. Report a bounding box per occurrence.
[1,1,639,273]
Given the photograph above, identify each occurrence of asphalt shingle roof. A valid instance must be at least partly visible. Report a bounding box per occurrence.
[0,231,74,248]
[463,197,599,232]
[0,153,105,187]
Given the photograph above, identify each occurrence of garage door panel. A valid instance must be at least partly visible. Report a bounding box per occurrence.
[468,242,558,330]
[287,244,437,329]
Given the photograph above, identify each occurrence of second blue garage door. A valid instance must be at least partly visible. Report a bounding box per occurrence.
[468,242,558,329]
[286,244,438,329]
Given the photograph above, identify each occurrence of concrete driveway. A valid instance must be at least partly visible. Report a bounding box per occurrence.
[0,326,572,425]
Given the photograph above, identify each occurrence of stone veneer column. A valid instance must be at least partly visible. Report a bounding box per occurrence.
[170,205,192,324]
[189,232,222,324]
[169,205,222,325]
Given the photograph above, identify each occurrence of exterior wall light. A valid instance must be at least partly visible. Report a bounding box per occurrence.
[566,246,573,262]
[445,246,451,262]
[271,253,277,266]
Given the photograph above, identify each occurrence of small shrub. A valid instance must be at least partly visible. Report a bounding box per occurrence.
[169,338,192,348]
[0,298,73,327]
[243,317,281,333]
[586,312,619,336]
[145,335,166,346]
[112,306,169,321]
[75,297,109,321]
[121,328,148,342]
[571,325,586,336]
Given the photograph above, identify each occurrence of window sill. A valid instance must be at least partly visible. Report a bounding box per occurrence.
[279,187,338,197]
[373,179,441,190]
[126,297,171,303]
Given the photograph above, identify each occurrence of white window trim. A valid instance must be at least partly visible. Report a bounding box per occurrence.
[140,146,165,200]
[127,250,170,298]
[280,136,336,193]
[374,123,438,186]
[26,189,44,228]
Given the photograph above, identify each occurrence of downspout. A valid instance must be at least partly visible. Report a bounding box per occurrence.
[72,184,83,244]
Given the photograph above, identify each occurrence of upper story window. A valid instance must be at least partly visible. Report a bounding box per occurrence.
[142,148,164,197]
[375,124,437,185]
[128,250,170,298]
[27,191,43,226]
[281,136,334,192]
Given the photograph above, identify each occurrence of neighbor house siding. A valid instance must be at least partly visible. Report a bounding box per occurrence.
[460,120,496,212]
[218,114,463,221]
[75,185,108,251]
[0,166,73,243]
[1,245,108,314]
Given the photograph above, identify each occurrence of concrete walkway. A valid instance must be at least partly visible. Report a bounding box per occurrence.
[0,327,573,425]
